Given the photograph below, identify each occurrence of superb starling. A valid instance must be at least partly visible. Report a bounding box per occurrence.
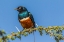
[15,6,36,42]
[15,6,36,29]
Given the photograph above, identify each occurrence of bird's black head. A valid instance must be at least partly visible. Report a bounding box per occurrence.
[15,6,27,13]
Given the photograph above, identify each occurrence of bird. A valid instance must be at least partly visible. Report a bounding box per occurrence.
[15,6,36,42]
[15,6,36,29]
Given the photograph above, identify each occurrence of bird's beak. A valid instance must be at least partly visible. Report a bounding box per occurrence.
[14,8,18,10]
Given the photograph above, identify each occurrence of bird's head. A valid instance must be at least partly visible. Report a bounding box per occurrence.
[15,6,27,13]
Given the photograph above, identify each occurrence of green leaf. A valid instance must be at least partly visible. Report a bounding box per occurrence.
[17,35,21,40]
[11,37,15,40]
[0,38,2,42]
[1,30,6,34]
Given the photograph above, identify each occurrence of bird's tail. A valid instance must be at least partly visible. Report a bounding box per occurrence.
[33,23,38,42]
[33,31,35,42]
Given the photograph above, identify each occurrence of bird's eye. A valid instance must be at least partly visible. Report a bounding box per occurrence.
[23,7,25,10]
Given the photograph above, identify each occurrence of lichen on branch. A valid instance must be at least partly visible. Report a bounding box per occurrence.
[0,26,64,42]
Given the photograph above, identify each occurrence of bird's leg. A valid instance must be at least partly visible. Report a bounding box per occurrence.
[22,28,24,31]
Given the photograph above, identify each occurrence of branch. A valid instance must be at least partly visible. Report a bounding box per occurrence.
[0,26,64,42]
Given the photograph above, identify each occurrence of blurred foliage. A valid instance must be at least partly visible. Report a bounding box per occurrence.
[0,26,64,42]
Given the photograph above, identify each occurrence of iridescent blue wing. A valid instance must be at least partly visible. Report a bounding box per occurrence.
[29,12,36,28]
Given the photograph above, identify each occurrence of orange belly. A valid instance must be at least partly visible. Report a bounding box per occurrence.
[20,17,33,29]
